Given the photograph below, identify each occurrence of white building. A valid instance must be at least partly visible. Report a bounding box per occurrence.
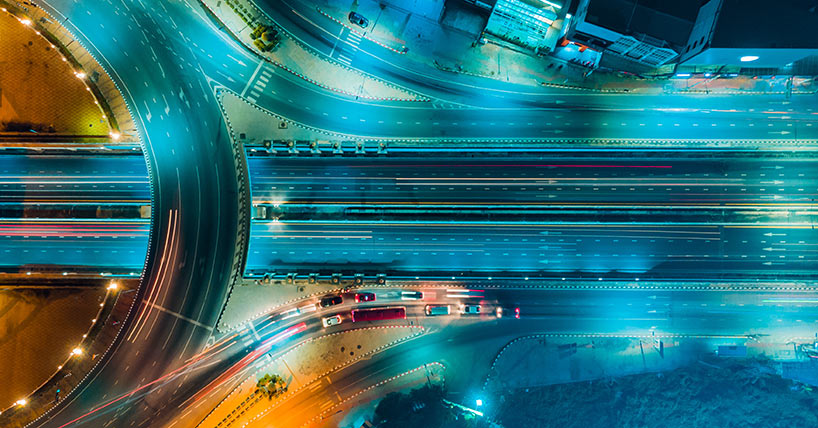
[485,0,567,52]
[680,0,818,68]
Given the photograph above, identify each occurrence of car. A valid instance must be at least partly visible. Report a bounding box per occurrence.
[514,307,521,319]
[322,315,342,328]
[425,305,450,316]
[799,343,818,359]
[495,307,503,318]
[348,11,369,28]
[319,295,343,308]
[461,304,481,315]
[401,291,423,300]
[354,292,376,303]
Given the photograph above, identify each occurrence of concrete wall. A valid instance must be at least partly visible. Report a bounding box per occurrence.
[679,0,720,64]
[683,47,818,67]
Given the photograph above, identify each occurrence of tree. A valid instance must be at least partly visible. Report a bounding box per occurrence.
[373,385,483,428]
[255,373,288,400]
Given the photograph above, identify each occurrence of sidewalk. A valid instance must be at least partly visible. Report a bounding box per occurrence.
[217,278,345,332]
[200,326,423,427]
[198,0,425,102]
[311,362,445,428]
[481,334,801,402]
[314,0,818,95]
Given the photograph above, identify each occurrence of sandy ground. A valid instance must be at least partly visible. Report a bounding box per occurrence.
[0,287,106,406]
[0,10,109,135]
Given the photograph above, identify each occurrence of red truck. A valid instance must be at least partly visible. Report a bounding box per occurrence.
[351,307,406,322]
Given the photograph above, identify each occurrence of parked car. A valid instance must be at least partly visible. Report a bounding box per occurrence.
[348,11,369,28]
[401,291,423,300]
[322,315,342,328]
[354,292,376,303]
[319,295,343,308]
[461,304,481,315]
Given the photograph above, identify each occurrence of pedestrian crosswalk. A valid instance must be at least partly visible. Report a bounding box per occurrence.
[431,101,472,109]
[245,66,274,104]
[333,29,362,66]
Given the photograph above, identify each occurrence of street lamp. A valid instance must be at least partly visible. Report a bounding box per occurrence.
[16,399,27,406]
[72,347,83,356]
[107,282,118,291]
[476,399,483,407]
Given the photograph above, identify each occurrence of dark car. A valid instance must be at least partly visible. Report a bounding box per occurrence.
[348,11,369,28]
[401,291,423,300]
[354,292,376,303]
[320,295,343,308]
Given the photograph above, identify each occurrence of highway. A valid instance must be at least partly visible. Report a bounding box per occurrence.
[0,154,149,205]
[0,154,150,272]
[25,0,246,426]
[246,221,818,279]
[243,70,818,140]
[244,152,818,279]
[173,285,818,426]
[251,0,818,142]
[248,152,818,207]
[0,219,149,272]
[13,0,818,425]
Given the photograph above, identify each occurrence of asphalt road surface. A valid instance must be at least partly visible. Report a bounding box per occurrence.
[0,154,149,205]
[27,0,244,426]
[247,151,818,208]
[246,221,818,280]
[0,219,149,271]
[175,285,818,426]
[19,0,818,425]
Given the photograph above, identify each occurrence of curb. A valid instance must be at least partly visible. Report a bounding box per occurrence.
[204,325,425,427]
[315,7,408,55]
[197,0,428,102]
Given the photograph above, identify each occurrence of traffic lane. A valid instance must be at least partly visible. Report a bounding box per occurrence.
[480,288,818,336]
[0,220,149,270]
[35,0,242,426]
[0,154,150,204]
[252,85,818,141]
[260,0,818,114]
[247,155,818,206]
[218,16,818,138]
[315,287,818,333]
[246,222,818,278]
[267,301,818,428]
[203,286,818,427]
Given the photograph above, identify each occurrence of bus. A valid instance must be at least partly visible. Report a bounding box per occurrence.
[351,307,406,322]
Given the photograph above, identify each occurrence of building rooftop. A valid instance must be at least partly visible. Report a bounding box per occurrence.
[584,0,699,48]
[710,0,818,49]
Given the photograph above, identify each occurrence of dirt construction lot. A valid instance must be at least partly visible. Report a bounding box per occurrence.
[0,10,109,135]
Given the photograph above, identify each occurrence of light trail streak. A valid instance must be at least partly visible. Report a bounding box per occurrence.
[187,323,307,406]
[128,209,178,342]
[56,328,232,428]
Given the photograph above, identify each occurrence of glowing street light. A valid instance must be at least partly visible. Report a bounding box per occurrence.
[109,131,121,141]
[71,347,83,356]
[75,71,86,79]
[19,18,31,26]
[107,282,119,291]
[16,399,27,406]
